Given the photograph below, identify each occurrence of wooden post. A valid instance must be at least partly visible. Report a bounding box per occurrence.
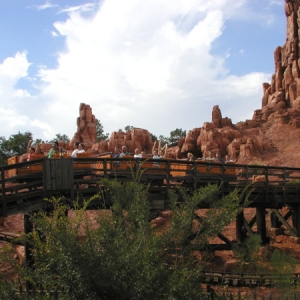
[1,166,7,217]
[291,206,300,237]
[270,210,281,228]
[193,161,197,190]
[24,214,34,291]
[166,160,170,189]
[236,211,246,243]
[256,207,268,244]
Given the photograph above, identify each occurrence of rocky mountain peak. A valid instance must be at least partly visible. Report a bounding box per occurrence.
[70,1,300,167]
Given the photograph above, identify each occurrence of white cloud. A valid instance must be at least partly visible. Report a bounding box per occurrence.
[0,52,44,138]
[51,31,59,37]
[59,3,97,14]
[1,0,277,141]
[0,51,30,79]
[31,2,59,11]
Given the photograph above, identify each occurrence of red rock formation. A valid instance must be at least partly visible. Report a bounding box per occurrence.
[70,103,97,147]
[172,1,300,164]
[63,1,300,165]
[258,0,300,119]
[107,128,153,154]
[68,104,154,154]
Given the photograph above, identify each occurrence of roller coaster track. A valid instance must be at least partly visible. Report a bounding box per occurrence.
[0,231,23,244]
[2,156,300,250]
[1,155,300,217]
[201,270,300,288]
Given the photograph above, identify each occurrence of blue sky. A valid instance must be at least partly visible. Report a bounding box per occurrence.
[0,0,286,141]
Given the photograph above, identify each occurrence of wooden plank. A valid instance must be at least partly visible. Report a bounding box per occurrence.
[141,158,173,175]
[271,209,298,237]
[7,156,18,177]
[44,159,73,191]
[169,160,189,177]
[150,200,165,210]
[111,156,135,172]
[0,231,21,238]
[1,166,7,216]
[74,152,92,169]
[93,154,112,175]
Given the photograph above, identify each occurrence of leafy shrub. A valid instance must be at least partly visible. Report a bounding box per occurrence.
[1,180,246,299]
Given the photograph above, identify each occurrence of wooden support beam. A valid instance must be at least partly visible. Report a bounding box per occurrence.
[1,166,7,217]
[248,215,257,228]
[270,210,281,228]
[24,214,34,291]
[291,206,300,237]
[236,211,247,243]
[217,233,232,245]
[283,209,292,220]
[271,209,298,237]
[256,207,268,245]
[243,217,254,236]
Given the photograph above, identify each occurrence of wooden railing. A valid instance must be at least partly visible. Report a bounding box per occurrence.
[1,156,300,216]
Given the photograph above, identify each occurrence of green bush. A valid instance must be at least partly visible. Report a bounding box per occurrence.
[1,180,246,299]
[232,234,296,292]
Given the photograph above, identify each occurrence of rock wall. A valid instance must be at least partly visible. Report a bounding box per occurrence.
[256,0,300,122]
[70,103,97,147]
[84,127,154,155]
[106,128,153,154]
[69,104,154,154]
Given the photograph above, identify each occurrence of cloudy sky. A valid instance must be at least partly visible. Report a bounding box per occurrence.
[0,0,286,141]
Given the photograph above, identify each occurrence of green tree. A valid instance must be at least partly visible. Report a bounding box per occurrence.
[124,125,134,132]
[96,119,109,142]
[50,134,70,144]
[0,131,32,165]
[169,128,186,143]
[32,138,43,146]
[0,182,247,299]
[150,132,158,142]
[158,134,169,144]
[232,234,296,291]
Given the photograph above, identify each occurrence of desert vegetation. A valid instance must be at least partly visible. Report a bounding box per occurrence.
[0,180,242,299]
[0,179,298,299]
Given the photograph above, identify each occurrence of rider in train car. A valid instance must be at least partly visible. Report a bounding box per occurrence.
[214,152,225,164]
[48,141,59,159]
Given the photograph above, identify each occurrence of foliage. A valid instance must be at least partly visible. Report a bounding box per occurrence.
[232,234,296,291]
[287,178,300,185]
[32,138,43,146]
[158,135,169,144]
[157,128,186,145]
[248,157,266,175]
[149,133,157,142]
[0,182,248,299]
[0,274,19,299]
[248,157,265,166]
[96,119,109,142]
[124,125,134,132]
[169,128,186,143]
[49,134,70,144]
[0,131,32,165]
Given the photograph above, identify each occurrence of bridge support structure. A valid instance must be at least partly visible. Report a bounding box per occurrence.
[24,214,34,291]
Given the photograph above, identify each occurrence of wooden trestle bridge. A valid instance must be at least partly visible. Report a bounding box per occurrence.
[1,153,300,250]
